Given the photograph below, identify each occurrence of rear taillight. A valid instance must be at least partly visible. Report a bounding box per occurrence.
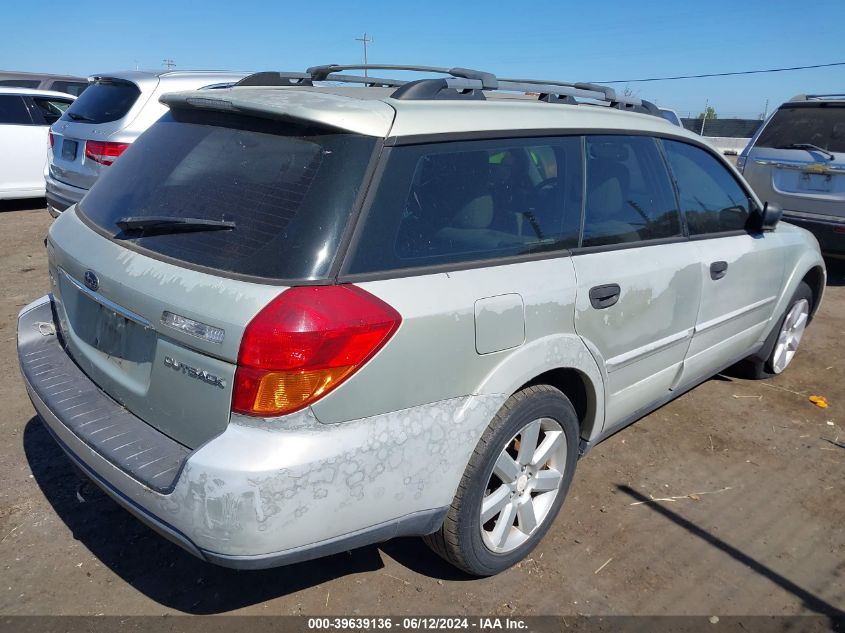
[84,140,129,166]
[232,285,402,417]
[48,132,54,148]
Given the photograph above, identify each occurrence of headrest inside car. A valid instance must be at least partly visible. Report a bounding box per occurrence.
[589,142,630,161]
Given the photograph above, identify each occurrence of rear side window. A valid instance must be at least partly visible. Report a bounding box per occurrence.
[79,110,377,281]
[32,97,72,125]
[0,95,32,124]
[662,140,750,235]
[348,137,583,274]
[582,136,680,247]
[755,104,845,153]
[49,81,88,97]
[0,79,40,88]
[62,79,140,124]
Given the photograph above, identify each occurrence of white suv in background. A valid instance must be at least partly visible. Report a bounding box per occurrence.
[0,88,74,200]
[45,70,248,216]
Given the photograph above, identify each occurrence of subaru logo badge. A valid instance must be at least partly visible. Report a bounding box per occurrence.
[83,270,99,292]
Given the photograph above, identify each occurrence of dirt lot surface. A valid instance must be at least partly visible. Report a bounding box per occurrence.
[0,200,842,617]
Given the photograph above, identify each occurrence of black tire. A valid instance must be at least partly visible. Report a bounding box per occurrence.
[423,385,579,576]
[736,281,813,379]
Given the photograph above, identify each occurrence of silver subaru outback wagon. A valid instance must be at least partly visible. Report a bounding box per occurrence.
[17,65,825,576]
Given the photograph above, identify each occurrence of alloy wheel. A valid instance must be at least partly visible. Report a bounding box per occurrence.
[480,417,567,553]
[772,298,809,374]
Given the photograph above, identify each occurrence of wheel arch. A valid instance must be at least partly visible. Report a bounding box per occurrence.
[801,265,825,320]
[518,367,599,442]
[475,334,606,444]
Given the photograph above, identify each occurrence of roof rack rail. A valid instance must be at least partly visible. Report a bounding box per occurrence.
[234,65,662,117]
[790,93,845,102]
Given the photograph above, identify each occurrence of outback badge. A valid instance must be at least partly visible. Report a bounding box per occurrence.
[164,356,227,389]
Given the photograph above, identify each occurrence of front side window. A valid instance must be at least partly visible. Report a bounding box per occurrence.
[32,97,72,125]
[582,135,680,247]
[662,140,751,235]
[0,95,32,125]
[348,137,583,274]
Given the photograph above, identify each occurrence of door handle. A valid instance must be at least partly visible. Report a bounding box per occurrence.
[710,261,729,280]
[589,284,621,310]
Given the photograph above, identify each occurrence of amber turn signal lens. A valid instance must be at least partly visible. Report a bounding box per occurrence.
[249,367,353,415]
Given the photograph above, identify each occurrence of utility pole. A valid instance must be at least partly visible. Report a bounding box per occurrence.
[354,33,373,76]
[163,59,175,70]
[699,98,708,136]
[762,98,769,120]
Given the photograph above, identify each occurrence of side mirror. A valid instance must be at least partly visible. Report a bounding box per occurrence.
[748,201,782,233]
[761,201,783,231]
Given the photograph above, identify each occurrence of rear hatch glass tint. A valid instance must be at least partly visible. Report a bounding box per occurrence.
[61,79,141,124]
[756,103,845,153]
[78,109,377,281]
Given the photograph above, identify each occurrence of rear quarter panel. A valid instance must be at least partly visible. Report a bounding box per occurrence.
[312,256,605,440]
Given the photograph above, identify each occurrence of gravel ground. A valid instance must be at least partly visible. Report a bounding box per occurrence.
[0,200,842,617]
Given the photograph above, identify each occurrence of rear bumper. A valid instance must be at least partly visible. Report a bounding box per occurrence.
[45,174,86,217]
[783,211,845,256]
[17,297,495,568]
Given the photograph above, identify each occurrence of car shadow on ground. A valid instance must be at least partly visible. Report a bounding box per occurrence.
[616,484,845,621]
[22,417,467,613]
[0,198,47,213]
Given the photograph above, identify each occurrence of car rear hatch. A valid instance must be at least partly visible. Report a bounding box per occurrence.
[49,76,150,190]
[744,101,845,219]
[47,102,382,448]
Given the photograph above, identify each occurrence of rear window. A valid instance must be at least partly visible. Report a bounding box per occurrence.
[79,109,377,281]
[755,103,845,153]
[62,79,140,124]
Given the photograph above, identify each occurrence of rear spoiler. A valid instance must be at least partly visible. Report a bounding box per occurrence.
[158,89,394,137]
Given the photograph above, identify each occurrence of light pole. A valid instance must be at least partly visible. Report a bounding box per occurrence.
[355,33,373,77]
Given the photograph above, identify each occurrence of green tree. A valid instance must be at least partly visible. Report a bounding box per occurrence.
[698,105,717,120]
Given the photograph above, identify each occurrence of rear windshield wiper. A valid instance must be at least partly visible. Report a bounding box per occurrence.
[115,216,236,237]
[67,112,96,122]
[775,143,835,161]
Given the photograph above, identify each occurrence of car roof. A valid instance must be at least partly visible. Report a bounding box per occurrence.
[0,87,77,99]
[788,93,845,104]
[161,83,698,141]
[0,70,87,81]
[89,70,251,89]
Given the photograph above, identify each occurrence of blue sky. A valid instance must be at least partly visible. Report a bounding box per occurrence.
[3,0,843,118]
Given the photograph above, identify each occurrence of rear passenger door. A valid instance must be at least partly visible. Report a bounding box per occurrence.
[661,140,784,384]
[571,135,702,432]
